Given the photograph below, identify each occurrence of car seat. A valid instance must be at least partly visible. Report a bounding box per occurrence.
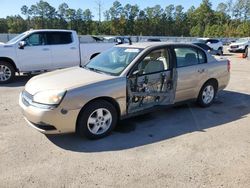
[144,60,165,74]
[185,53,198,65]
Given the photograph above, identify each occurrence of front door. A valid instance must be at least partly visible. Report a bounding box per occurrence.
[127,48,177,114]
[16,32,52,72]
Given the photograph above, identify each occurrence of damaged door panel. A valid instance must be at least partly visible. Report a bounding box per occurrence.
[127,48,177,114]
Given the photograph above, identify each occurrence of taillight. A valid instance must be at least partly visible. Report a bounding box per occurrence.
[227,60,231,72]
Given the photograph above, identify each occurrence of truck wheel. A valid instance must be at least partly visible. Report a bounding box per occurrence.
[0,61,15,84]
[197,81,216,107]
[76,100,118,139]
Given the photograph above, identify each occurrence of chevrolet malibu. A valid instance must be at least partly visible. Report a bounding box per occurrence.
[19,42,230,139]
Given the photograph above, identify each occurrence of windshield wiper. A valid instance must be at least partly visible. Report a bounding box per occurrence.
[83,66,110,75]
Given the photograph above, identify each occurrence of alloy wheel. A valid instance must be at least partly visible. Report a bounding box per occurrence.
[0,65,12,82]
[87,108,112,135]
[202,85,215,104]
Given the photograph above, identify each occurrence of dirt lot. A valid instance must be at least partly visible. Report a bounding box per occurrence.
[1,51,250,188]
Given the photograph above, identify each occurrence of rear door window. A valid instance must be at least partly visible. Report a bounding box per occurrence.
[174,47,207,67]
[46,32,73,45]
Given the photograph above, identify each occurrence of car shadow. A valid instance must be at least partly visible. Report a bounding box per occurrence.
[0,75,33,87]
[46,90,250,153]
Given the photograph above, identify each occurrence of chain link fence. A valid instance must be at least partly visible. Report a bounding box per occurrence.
[0,33,236,44]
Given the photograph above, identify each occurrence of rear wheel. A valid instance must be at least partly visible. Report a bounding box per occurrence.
[0,61,15,84]
[197,82,216,107]
[76,100,118,139]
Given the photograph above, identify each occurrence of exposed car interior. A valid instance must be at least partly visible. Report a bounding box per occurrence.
[127,48,175,113]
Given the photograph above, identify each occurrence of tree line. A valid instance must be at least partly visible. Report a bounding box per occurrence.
[0,0,249,37]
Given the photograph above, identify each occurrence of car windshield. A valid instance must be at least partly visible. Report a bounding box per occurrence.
[236,38,248,43]
[6,32,27,44]
[84,47,142,76]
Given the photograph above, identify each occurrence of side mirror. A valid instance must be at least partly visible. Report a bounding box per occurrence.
[18,41,26,49]
[207,42,211,45]
[116,38,123,45]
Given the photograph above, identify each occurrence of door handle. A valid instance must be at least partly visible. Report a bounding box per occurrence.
[42,48,50,51]
[70,47,77,50]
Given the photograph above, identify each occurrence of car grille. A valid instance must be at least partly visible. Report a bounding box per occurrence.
[22,90,33,106]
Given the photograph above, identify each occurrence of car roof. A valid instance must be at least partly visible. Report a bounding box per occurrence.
[27,29,75,33]
[117,42,200,49]
[193,42,208,46]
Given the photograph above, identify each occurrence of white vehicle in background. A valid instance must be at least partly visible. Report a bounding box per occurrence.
[0,29,115,84]
[228,38,250,57]
[197,38,223,55]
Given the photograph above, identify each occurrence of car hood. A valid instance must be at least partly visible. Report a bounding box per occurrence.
[230,42,247,46]
[25,67,116,95]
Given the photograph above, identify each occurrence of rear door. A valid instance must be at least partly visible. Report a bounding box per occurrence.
[127,47,177,114]
[46,31,80,69]
[174,46,208,102]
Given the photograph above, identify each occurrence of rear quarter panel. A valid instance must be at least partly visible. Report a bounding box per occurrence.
[206,56,230,91]
[194,55,230,99]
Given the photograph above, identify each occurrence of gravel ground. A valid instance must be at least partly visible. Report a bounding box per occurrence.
[0,51,250,188]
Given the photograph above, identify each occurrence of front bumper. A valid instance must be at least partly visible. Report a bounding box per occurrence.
[19,92,80,134]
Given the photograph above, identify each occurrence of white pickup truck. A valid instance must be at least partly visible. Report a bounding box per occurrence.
[0,29,115,83]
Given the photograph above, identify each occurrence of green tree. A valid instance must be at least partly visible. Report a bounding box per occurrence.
[6,16,27,33]
[0,19,8,33]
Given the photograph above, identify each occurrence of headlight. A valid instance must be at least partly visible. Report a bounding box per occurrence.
[33,90,66,105]
[238,45,245,49]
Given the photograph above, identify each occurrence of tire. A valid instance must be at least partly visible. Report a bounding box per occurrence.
[217,47,223,56]
[243,46,248,58]
[0,61,15,84]
[197,81,217,107]
[76,100,118,139]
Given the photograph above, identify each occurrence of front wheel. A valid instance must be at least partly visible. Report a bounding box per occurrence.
[217,48,223,56]
[76,100,118,139]
[0,61,15,84]
[197,82,216,107]
[244,46,248,58]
